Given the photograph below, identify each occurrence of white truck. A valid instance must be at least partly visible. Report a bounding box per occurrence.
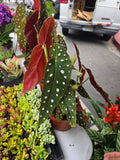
[59,0,120,40]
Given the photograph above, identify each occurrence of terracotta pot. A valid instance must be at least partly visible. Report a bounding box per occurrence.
[104,152,120,160]
[49,115,71,131]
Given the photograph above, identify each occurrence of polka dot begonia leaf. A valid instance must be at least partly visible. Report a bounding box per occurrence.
[59,86,76,127]
[14,3,26,52]
[57,34,67,50]
[39,44,72,124]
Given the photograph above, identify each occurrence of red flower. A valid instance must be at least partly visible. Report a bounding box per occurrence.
[103,104,120,128]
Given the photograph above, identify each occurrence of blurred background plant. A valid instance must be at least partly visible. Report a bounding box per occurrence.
[0,45,14,61]
[0,56,23,80]
[0,3,15,46]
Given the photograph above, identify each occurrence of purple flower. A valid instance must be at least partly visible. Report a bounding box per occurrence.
[0,4,11,27]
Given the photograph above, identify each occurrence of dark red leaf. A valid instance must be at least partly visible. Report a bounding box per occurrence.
[21,45,46,94]
[22,17,55,95]
[33,0,41,11]
[73,41,85,83]
[38,16,55,59]
[83,65,111,105]
[76,97,83,111]
[24,10,39,49]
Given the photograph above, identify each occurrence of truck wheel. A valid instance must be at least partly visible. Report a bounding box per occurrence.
[103,34,111,41]
[62,28,69,35]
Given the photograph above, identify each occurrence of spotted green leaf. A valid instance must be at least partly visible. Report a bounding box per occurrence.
[39,44,72,123]
[76,110,86,128]
[57,34,67,50]
[59,86,76,127]
[14,3,26,52]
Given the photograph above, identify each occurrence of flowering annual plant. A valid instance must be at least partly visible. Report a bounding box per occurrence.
[103,100,120,128]
[86,97,120,160]
[0,3,15,45]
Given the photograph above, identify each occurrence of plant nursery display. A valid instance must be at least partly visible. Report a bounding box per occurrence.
[13,0,110,132]
[86,97,120,160]
[1,0,119,159]
[0,84,55,160]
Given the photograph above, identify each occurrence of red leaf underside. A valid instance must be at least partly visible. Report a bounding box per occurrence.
[33,0,41,11]
[25,10,39,49]
[73,41,85,83]
[22,45,46,94]
[83,65,110,105]
[38,17,55,58]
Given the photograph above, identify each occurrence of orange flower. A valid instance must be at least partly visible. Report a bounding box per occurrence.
[103,104,120,128]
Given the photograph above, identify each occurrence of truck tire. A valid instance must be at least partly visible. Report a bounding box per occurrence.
[62,28,69,35]
[103,34,111,41]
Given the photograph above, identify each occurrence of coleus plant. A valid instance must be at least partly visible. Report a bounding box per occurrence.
[15,0,110,128]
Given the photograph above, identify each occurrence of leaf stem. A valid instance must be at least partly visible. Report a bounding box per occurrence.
[43,44,48,62]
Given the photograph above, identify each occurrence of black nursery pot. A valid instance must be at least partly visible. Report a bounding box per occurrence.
[0,74,23,87]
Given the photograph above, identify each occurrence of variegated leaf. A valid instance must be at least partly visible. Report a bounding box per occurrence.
[39,44,72,123]
[14,3,26,52]
[60,86,76,127]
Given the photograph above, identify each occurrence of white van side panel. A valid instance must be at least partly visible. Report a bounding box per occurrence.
[60,3,73,20]
[92,0,120,26]
[59,0,120,35]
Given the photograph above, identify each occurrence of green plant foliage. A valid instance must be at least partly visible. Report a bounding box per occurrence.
[0,84,55,160]
[89,100,103,118]
[39,43,72,124]
[87,129,105,144]
[57,34,67,50]
[14,3,27,51]
[0,46,13,61]
[0,23,14,46]
[76,110,87,128]
[87,101,120,160]
[70,79,90,99]
[116,130,120,151]
[92,118,106,131]
[60,86,76,127]
[46,0,56,17]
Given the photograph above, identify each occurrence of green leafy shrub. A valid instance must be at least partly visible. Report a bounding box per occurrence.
[0,46,13,61]
[0,84,55,160]
[86,97,120,160]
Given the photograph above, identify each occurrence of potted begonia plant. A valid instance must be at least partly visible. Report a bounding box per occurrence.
[14,0,111,131]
